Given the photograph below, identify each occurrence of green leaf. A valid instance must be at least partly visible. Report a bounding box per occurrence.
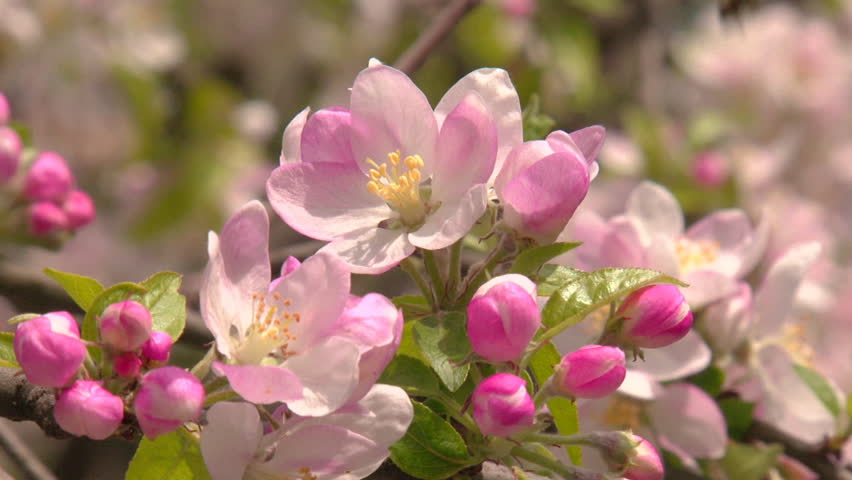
[43,268,105,311]
[413,313,471,392]
[522,94,556,141]
[126,429,211,480]
[541,268,687,331]
[509,242,582,277]
[714,441,782,480]
[393,295,432,317]
[718,398,754,441]
[686,365,725,397]
[0,332,18,368]
[389,402,474,480]
[529,343,581,465]
[139,272,187,341]
[794,364,841,418]
[379,355,441,395]
[6,313,40,325]
[398,321,426,363]
[537,265,588,296]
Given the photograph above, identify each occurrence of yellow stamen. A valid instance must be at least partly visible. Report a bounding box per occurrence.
[602,397,643,430]
[675,238,720,274]
[364,150,427,226]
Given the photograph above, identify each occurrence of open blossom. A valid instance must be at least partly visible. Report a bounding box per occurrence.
[493,127,604,242]
[202,201,377,416]
[559,181,767,308]
[467,274,540,362]
[200,384,413,480]
[267,63,522,274]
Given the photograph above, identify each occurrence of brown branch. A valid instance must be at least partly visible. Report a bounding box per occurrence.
[0,368,68,440]
[393,0,483,76]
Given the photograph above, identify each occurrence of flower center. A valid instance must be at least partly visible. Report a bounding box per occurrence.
[234,292,301,365]
[601,396,643,431]
[780,322,814,367]
[674,238,720,274]
[365,150,427,226]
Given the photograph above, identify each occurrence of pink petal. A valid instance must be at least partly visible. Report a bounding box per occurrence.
[618,370,662,401]
[272,252,351,353]
[311,384,414,448]
[597,217,647,269]
[201,201,271,353]
[320,227,414,275]
[264,425,383,475]
[215,363,303,405]
[201,402,263,480]
[407,183,488,250]
[349,65,437,179]
[432,92,497,203]
[634,330,711,382]
[267,162,391,241]
[434,68,522,183]
[284,337,362,416]
[493,140,553,199]
[681,270,739,309]
[300,107,355,165]
[686,209,756,277]
[281,107,310,165]
[333,293,399,350]
[626,182,684,240]
[501,152,590,242]
[567,126,606,164]
[649,383,727,459]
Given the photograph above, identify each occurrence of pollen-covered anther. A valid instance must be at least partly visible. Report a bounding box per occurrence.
[298,467,317,480]
[602,397,642,431]
[365,150,427,226]
[675,238,720,273]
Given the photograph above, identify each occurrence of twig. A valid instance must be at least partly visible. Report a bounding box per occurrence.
[0,420,58,480]
[394,0,483,75]
[0,368,68,440]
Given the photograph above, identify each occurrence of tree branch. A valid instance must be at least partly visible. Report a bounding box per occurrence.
[393,0,483,76]
[0,368,68,440]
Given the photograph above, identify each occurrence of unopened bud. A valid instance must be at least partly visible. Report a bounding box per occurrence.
[471,373,535,437]
[269,256,302,291]
[63,190,96,230]
[691,151,729,189]
[620,434,663,480]
[134,367,204,439]
[0,93,10,124]
[13,312,86,388]
[141,331,173,364]
[28,201,69,236]
[24,151,74,202]
[467,275,541,362]
[616,285,693,349]
[552,345,626,398]
[114,352,142,378]
[54,380,124,440]
[99,300,152,352]
[0,126,22,184]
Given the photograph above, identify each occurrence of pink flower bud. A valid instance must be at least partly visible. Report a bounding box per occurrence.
[24,151,74,202]
[141,331,173,364]
[501,0,536,17]
[471,373,535,437]
[616,285,693,349]
[13,312,86,388]
[467,275,541,362]
[114,352,142,378]
[691,151,729,189]
[0,126,22,184]
[268,256,301,291]
[62,190,96,230]
[134,367,204,439]
[552,345,626,398]
[54,380,124,440]
[99,300,152,352]
[28,201,69,236]
[620,435,664,480]
[0,93,10,124]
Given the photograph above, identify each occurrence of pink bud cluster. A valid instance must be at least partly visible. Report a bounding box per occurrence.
[0,92,95,237]
[12,302,201,441]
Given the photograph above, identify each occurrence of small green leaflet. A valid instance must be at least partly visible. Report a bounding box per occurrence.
[0,332,19,368]
[125,429,211,480]
[43,268,105,311]
[389,402,474,480]
[413,313,472,392]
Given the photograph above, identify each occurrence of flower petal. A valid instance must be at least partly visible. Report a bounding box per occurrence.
[284,337,362,416]
[215,363,303,404]
[320,227,414,275]
[320,384,414,448]
[682,270,739,309]
[493,140,553,199]
[201,201,271,355]
[432,92,497,202]
[407,183,488,250]
[349,65,438,179]
[300,107,355,165]
[273,252,351,353]
[751,243,821,338]
[280,107,310,165]
[264,424,383,475]
[567,126,606,164]
[626,182,684,240]
[434,68,522,183]
[267,161,391,241]
[649,383,727,459]
[634,330,711,382]
[686,209,756,277]
[201,402,263,480]
[617,370,663,401]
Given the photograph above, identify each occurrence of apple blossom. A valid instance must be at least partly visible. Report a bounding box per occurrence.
[24,151,74,203]
[0,126,22,184]
[616,284,694,349]
[0,93,9,124]
[99,300,153,352]
[267,63,523,274]
[471,373,535,437]
[114,352,142,378]
[134,367,204,439]
[28,201,69,236]
[552,345,626,399]
[63,190,96,230]
[140,331,173,364]
[467,274,540,362]
[13,312,86,388]
[54,380,124,440]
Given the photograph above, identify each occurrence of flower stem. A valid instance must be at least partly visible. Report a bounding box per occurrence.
[423,250,446,304]
[447,240,463,301]
[203,375,229,395]
[394,0,483,75]
[509,446,605,480]
[400,257,435,309]
[518,432,592,447]
[190,344,218,380]
[203,388,239,407]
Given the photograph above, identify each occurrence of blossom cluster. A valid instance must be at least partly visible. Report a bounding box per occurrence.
[0,92,95,241]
